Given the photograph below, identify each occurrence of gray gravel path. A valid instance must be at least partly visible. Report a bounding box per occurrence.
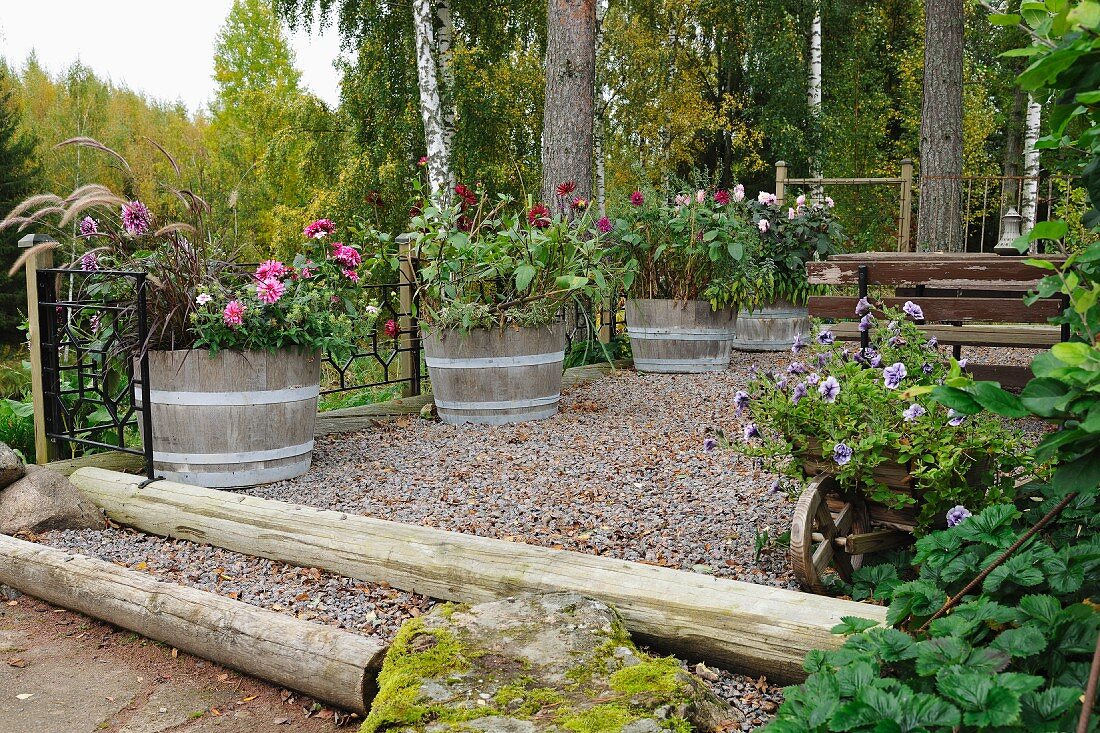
[36,343,1050,729]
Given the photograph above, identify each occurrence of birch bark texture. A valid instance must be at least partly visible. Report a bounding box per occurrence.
[412,0,453,196]
[541,0,597,204]
[916,0,964,252]
[1021,95,1042,238]
[808,7,823,183]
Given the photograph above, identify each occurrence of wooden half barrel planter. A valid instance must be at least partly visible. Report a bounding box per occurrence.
[424,323,566,425]
[625,299,737,373]
[789,439,931,593]
[139,349,321,488]
[732,299,812,352]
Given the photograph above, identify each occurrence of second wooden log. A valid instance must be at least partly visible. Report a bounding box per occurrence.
[0,534,386,714]
[70,467,887,683]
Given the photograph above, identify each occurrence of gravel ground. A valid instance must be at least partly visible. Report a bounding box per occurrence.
[37,342,1049,729]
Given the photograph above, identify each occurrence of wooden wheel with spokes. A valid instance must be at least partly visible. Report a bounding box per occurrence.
[789,473,870,593]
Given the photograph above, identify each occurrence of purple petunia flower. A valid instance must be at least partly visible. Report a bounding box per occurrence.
[902,403,926,422]
[743,423,761,441]
[869,351,883,368]
[888,320,899,332]
[806,372,821,385]
[816,352,830,369]
[925,336,938,349]
[903,300,924,320]
[883,362,907,389]
[703,437,718,452]
[817,328,835,345]
[947,409,966,427]
[776,378,788,390]
[79,216,99,237]
[819,376,840,402]
[833,443,853,466]
[855,296,872,316]
[791,383,808,405]
[922,362,934,375]
[958,358,968,370]
[80,252,98,271]
[791,333,808,354]
[121,200,151,236]
[946,505,972,528]
[859,313,875,333]
[768,479,783,494]
[733,390,750,415]
[787,361,807,375]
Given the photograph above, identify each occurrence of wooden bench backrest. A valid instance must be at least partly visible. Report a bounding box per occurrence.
[805,254,1064,326]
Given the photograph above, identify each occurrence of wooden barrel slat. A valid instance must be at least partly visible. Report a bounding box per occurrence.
[424,324,566,425]
[141,349,321,488]
[732,300,811,352]
[626,299,736,373]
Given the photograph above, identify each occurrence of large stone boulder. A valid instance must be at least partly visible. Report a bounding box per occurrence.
[363,593,742,733]
[0,465,103,535]
[0,442,24,490]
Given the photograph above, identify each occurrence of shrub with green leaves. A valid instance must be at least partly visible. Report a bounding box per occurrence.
[765,483,1099,733]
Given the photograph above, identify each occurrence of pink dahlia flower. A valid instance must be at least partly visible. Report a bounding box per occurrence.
[254,259,289,280]
[303,219,336,239]
[331,242,362,268]
[527,204,551,229]
[384,319,400,338]
[223,300,246,328]
[79,216,99,237]
[121,200,151,236]
[713,190,730,205]
[629,190,644,207]
[342,268,360,282]
[733,184,745,202]
[255,277,285,304]
[596,216,612,234]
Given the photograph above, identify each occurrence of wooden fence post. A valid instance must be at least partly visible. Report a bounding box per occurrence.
[396,234,418,398]
[775,160,788,204]
[899,159,914,252]
[19,233,59,464]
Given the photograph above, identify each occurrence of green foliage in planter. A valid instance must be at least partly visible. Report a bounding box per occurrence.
[706,192,846,311]
[736,307,1027,532]
[396,184,626,332]
[608,185,747,305]
[765,483,1100,733]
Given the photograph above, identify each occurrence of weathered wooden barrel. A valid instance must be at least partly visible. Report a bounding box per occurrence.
[732,300,812,352]
[138,349,320,488]
[424,324,566,425]
[625,299,737,373]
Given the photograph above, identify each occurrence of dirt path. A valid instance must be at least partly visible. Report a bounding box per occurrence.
[0,593,355,733]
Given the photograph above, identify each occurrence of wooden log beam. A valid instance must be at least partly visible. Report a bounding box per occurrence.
[70,468,887,684]
[0,533,385,713]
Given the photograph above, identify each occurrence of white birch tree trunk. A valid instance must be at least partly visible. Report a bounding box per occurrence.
[435,0,457,162]
[594,0,609,216]
[412,0,453,196]
[1021,94,1042,247]
[808,6,822,187]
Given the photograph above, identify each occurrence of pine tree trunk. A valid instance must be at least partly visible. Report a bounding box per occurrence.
[541,0,596,205]
[1020,95,1042,244]
[916,0,964,252]
[412,0,453,196]
[808,6,823,188]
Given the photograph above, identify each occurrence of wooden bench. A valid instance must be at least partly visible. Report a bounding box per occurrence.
[806,252,1069,388]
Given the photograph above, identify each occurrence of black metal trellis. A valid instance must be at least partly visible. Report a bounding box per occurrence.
[36,268,155,480]
[321,281,423,396]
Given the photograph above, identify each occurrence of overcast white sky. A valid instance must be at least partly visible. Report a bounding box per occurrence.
[0,0,344,114]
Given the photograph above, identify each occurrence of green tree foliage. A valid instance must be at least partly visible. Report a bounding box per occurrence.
[207,0,327,257]
[0,62,38,341]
